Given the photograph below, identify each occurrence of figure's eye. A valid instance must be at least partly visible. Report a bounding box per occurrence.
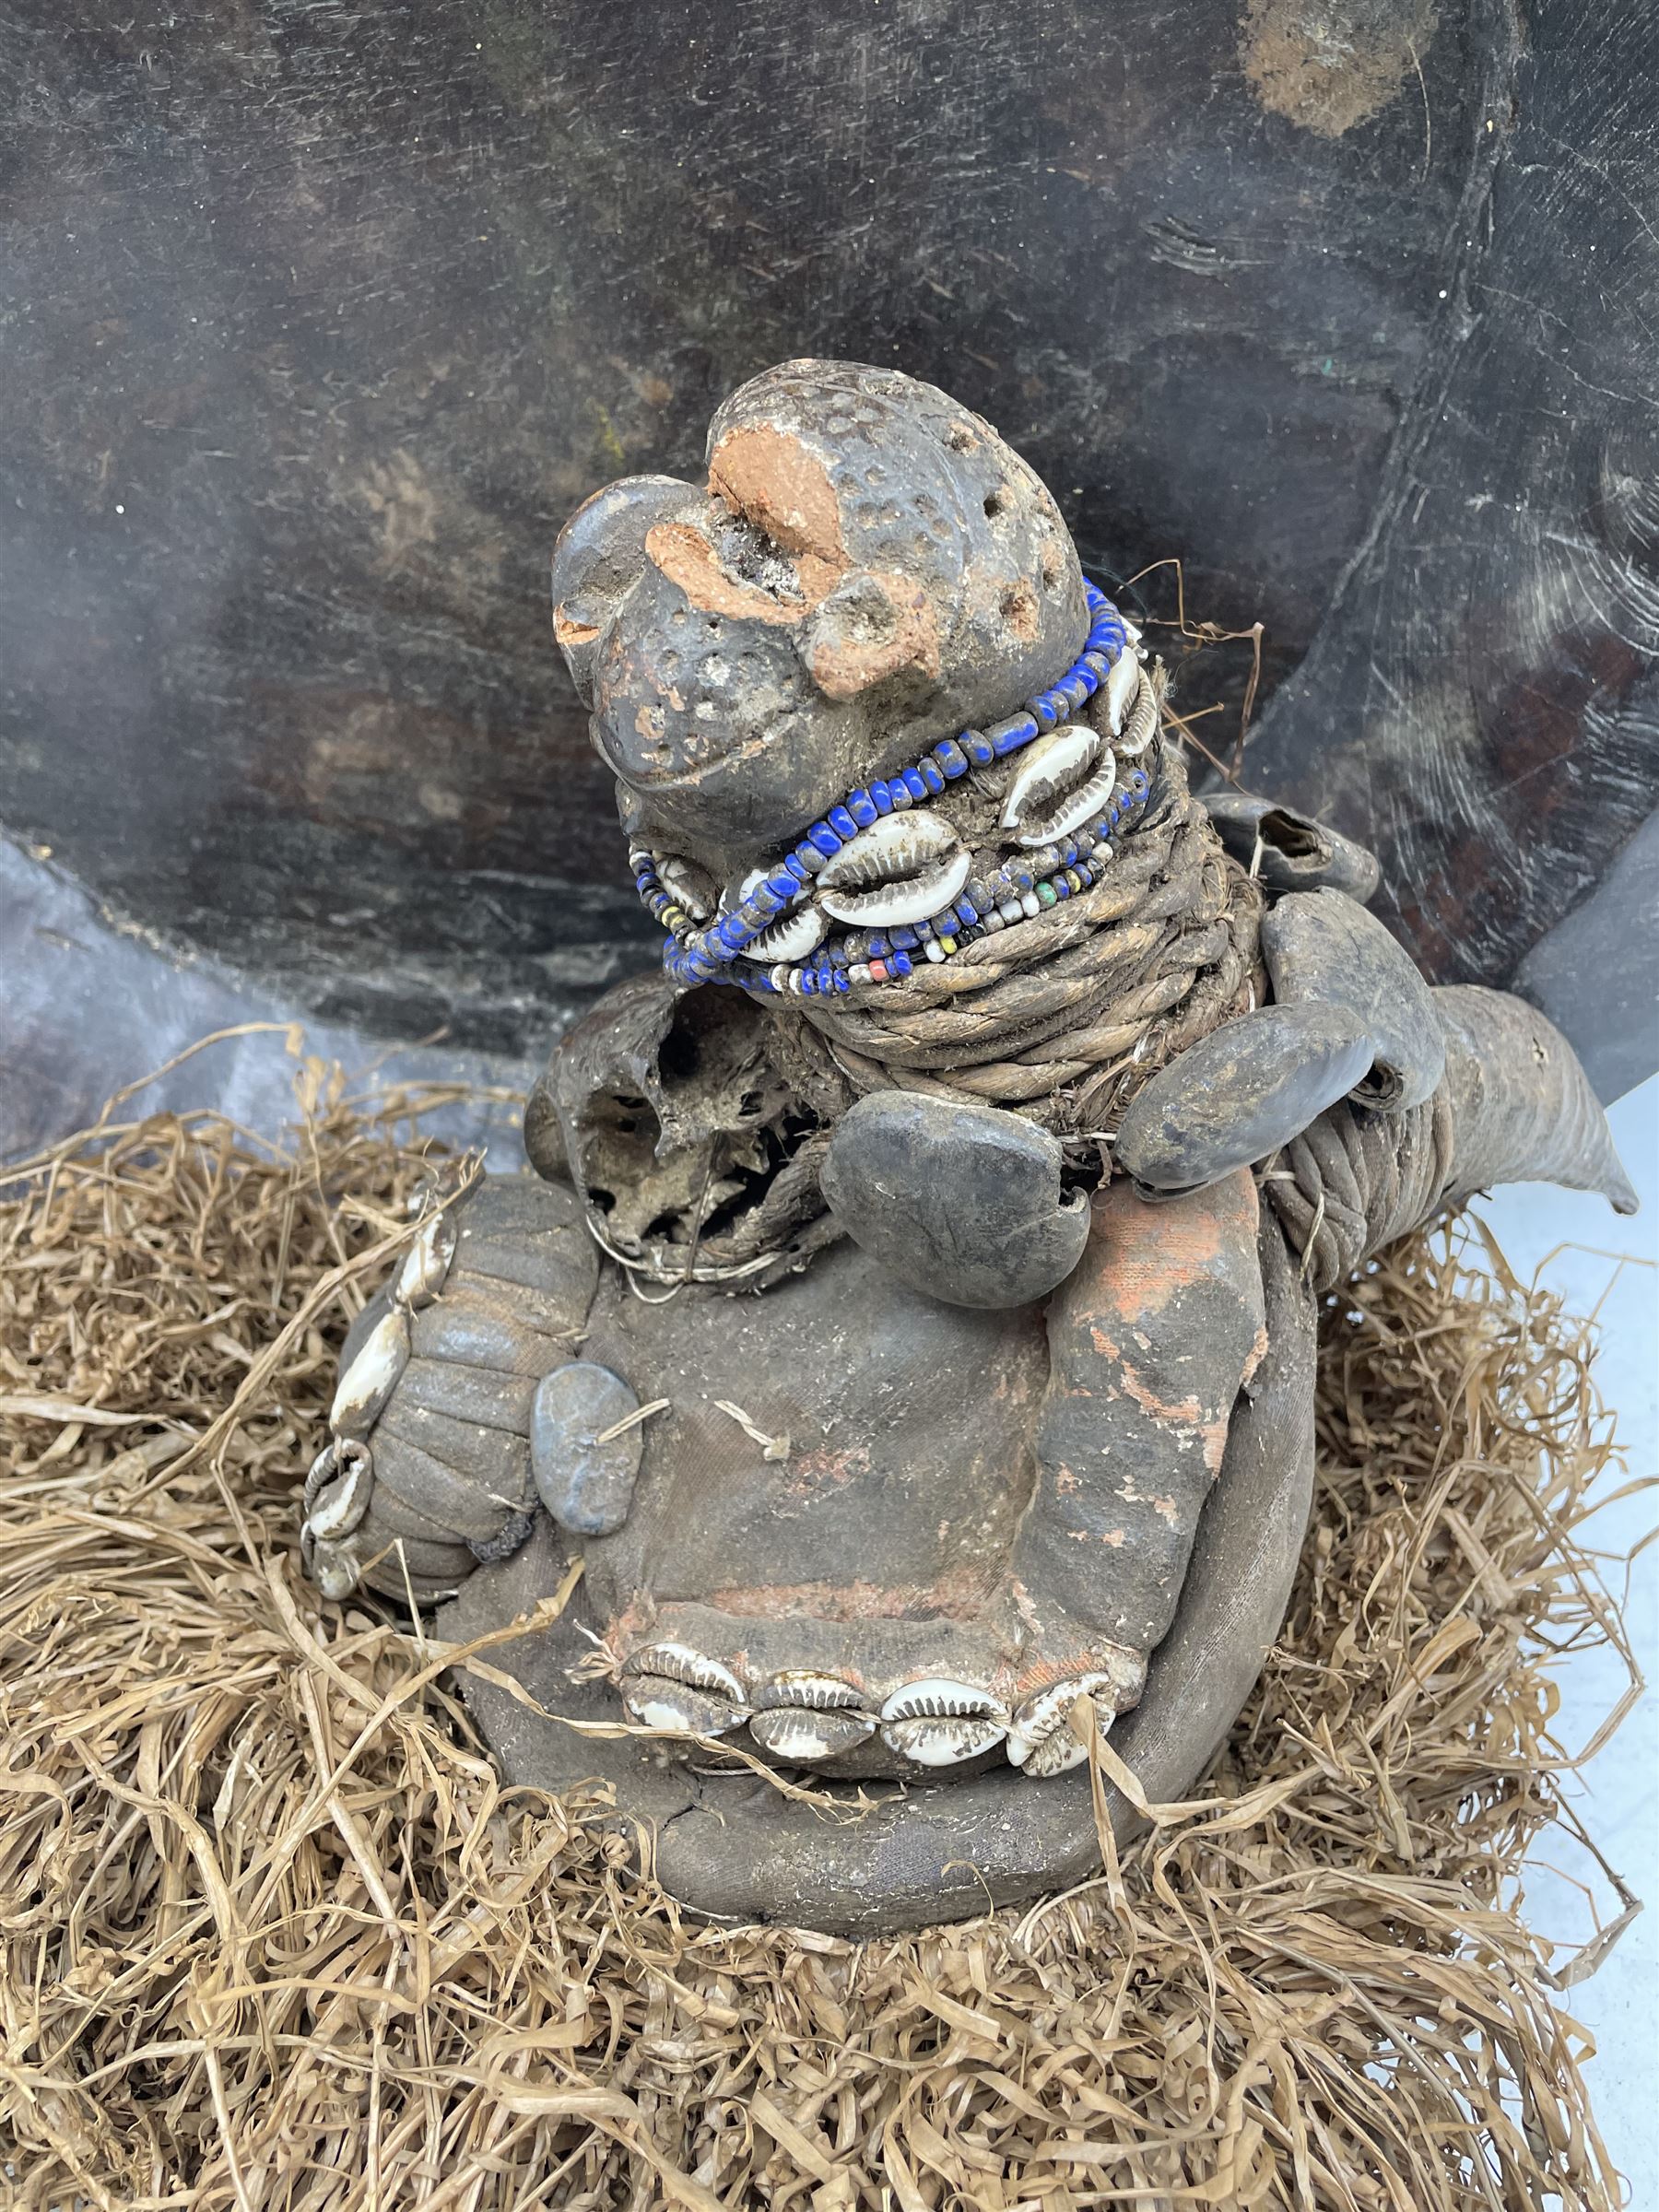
[815,811,971,927]
[1000,725,1117,847]
[658,855,718,921]
[733,867,828,963]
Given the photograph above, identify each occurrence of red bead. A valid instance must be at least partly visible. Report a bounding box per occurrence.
[867,959,888,982]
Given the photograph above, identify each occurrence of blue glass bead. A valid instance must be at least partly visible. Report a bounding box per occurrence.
[1054,877,1071,899]
[830,942,851,967]
[966,881,991,910]
[1057,837,1077,864]
[888,776,913,808]
[748,888,782,919]
[1084,581,1106,608]
[767,871,799,903]
[828,804,858,841]
[1031,693,1059,731]
[867,935,891,958]
[848,789,878,828]
[902,768,928,802]
[966,728,996,766]
[913,918,934,940]
[988,711,1039,755]
[1013,868,1034,893]
[871,780,894,813]
[808,822,841,857]
[919,758,945,794]
[794,843,822,876]
[890,924,918,950]
[891,950,913,977]
[934,738,970,778]
[800,971,818,994]
[957,898,979,925]
[832,970,851,994]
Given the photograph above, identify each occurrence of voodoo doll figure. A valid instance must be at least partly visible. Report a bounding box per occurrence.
[300,361,1635,1932]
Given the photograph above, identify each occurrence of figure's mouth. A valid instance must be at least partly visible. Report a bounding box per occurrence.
[628,584,1160,999]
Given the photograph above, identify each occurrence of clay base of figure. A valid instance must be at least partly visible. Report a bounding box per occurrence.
[441,1219,1316,1936]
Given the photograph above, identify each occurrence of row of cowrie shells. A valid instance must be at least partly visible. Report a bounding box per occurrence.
[617,1643,1123,1778]
[301,1207,461,1599]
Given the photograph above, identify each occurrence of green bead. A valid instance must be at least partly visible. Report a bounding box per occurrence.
[1037,882,1058,908]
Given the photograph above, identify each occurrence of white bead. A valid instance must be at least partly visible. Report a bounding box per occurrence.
[1020,891,1041,919]
[999,899,1024,925]
[924,939,946,962]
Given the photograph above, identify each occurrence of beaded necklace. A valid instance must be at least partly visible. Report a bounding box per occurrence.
[628,582,1154,997]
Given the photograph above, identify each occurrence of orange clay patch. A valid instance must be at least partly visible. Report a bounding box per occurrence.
[708,424,848,568]
[643,520,816,626]
[1071,1168,1260,1327]
[803,571,942,700]
[702,1563,994,1624]
[552,606,599,648]
[1078,1328,1233,1476]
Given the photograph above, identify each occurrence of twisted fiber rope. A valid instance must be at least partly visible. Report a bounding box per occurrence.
[1263,1088,1457,1294]
[792,751,1265,1137]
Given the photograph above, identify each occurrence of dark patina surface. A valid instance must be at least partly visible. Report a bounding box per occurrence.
[291,359,1637,1931]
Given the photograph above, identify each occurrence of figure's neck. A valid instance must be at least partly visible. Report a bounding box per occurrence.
[793,747,1265,1142]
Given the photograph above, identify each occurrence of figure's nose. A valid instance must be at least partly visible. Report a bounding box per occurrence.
[550,474,698,704]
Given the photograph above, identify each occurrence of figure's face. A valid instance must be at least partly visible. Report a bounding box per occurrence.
[552,360,1159,999]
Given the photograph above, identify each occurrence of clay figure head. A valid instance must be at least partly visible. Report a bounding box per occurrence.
[552,360,1156,1001]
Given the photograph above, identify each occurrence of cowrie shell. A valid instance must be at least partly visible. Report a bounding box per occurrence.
[395,1211,457,1311]
[882,1712,1008,1766]
[1104,650,1141,735]
[622,1683,748,1736]
[621,1642,746,1705]
[1006,1672,1120,1776]
[749,1708,875,1760]
[817,812,971,928]
[329,1308,410,1439]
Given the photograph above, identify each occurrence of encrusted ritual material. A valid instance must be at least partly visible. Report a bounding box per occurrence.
[299,360,1637,1931]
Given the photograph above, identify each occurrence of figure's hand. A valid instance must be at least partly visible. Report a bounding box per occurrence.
[1115,887,1445,1195]
[819,1091,1091,1309]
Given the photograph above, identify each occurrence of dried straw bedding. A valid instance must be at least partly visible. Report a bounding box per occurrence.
[0,1062,1642,2210]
